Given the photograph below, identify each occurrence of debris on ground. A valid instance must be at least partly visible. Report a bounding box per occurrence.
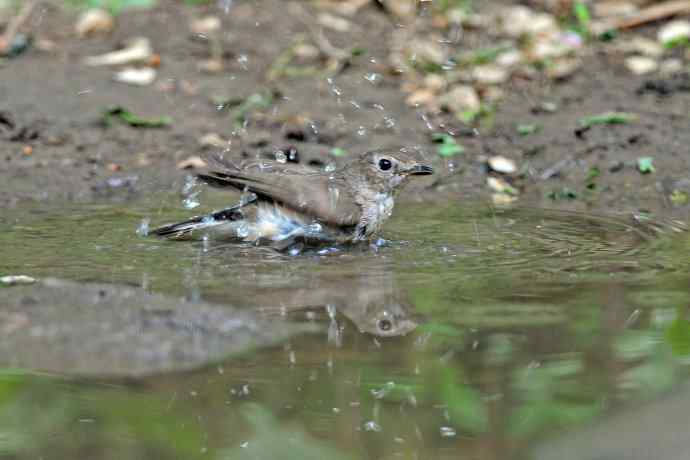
[488,156,517,175]
[0,275,36,286]
[113,66,156,85]
[75,8,114,38]
[84,36,152,66]
[0,0,35,57]
[637,156,656,174]
[625,56,658,75]
[177,156,208,170]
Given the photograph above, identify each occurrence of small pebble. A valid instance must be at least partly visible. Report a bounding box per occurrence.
[1,275,36,285]
[177,156,207,170]
[488,156,517,174]
[75,8,114,37]
[113,67,157,86]
[625,56,658,75]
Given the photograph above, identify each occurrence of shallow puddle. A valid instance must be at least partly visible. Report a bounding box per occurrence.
[1,196,690,459]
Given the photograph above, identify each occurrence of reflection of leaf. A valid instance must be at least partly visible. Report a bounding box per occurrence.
[510,401,600,438]
[509,357,601,438]
[666,317,690,356]
[220,403,354,460]
[0,373,208,458]
[614,330,661,361]
[439,366,488,434]
[619,351,676,398]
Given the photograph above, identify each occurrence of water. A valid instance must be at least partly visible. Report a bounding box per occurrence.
[1,197,690,459]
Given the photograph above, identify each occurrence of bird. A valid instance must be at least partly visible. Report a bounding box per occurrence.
[151,147,433,248]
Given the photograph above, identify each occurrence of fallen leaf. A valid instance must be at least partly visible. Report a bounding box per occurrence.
[177,156,208,170]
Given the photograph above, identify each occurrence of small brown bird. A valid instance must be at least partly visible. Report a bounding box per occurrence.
[151,148,433,247]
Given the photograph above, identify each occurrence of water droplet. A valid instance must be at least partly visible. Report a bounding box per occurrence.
[288,244,303,256]
[182,175,197,194]
[236,222,250,238]
[328,318,341,347]
[136,218,150,236]
[237,54,248,70]
[240,190,257,206]
[183,193,200,209]
[364,72,381,83]
[328,185,340,210]
[383,116,396,129]
[363,421,382,432]
[440,426,456,438]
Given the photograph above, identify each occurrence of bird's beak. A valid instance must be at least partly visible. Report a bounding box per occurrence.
[407,164,434,175]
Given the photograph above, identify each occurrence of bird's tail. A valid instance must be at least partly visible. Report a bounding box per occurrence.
[151,205,245,239]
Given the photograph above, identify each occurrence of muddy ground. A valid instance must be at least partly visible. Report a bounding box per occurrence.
[2,0,690,221]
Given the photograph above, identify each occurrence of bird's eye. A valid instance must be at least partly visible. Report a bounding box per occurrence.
[378,319,392,332]
[378,158,393,171]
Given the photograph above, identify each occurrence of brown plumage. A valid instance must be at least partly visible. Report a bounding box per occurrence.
[151,148,433,247]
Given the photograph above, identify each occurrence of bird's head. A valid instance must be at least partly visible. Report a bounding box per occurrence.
[354,148,433,193]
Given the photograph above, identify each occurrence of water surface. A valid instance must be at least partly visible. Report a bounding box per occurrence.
[1,197,690,459]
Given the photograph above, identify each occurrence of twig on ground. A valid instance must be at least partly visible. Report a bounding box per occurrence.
[0,0,36,56]
[594,0,690,31]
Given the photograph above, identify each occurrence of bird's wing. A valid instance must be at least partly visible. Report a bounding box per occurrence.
[198,157,362,227]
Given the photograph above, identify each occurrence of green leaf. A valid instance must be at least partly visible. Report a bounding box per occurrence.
[350,47,366,57]
[663,36,690,49]
[459,109,480,124]
[69,0,156,14]
[579,112,637,128]
[102,106,171,128]
[585,166,600,189]
[457,44,513,66]
[637,157,655,174]
[547,187,578,200]
[573,1,591,35]
[516,123,539,136]
[329,147,347,157]
[585,166,600,181]
[438,143,464,157]
[670,190,689,205]
[432,133,465,157]
[232,92,273,125]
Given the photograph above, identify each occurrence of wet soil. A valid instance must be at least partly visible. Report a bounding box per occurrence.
[2,1,690,221]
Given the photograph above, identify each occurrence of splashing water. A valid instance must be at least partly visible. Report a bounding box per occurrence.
[136,218,150,236]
